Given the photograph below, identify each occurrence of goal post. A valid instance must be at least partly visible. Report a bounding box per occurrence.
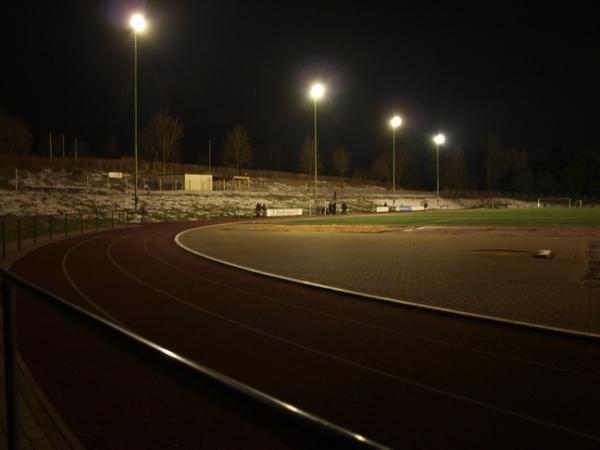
[537,197,572,208]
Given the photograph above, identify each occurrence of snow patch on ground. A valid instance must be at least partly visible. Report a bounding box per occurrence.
[0,169,537,218]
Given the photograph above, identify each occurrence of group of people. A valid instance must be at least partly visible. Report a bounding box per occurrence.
[318,202,347,215]
[255,203,268,217]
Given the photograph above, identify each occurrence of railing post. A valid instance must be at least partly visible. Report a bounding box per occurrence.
[96,209,99,232]
[33,215,37,246]
[64,213,68,237]
[80,212,83,235]
[1,221,5,259]
[16,218,21,251]
[2,280,20,450]
[111,210,114,229]
[126,211,130,227]
[49,215,53,241]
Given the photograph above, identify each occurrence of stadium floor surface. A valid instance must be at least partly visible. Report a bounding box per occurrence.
[8,221,600,449]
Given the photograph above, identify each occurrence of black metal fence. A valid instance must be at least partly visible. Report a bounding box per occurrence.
[0,209,244,260]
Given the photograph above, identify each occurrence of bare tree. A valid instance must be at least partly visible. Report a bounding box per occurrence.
[0,110,32,155]
[142,110,183,174]
[298,136,324,176]
[442,147,469,191]
[223,125,252,175]
[331,146,351,178]
[370,152,390,181]
[298,137,313,175]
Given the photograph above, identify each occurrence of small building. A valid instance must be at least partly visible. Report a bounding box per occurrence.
[211,175,251,191]
[233,176,251,191]
[157,173,213,191]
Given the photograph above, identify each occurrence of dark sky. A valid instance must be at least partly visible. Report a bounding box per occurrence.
[2,1,599,171]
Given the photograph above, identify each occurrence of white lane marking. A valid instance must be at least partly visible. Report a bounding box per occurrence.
[107,233,600,443]
[143,232,600,381]
[62,236,126,327]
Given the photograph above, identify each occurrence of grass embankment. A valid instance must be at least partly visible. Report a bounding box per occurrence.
[277,208,600,228]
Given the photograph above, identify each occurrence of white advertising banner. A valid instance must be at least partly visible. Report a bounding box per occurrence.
[266,208,303,217]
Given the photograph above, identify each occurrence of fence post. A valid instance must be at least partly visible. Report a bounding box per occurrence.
[64,214,68,237]
[80,213,83,235]
[111,210,114,229]
[126,211,129,227]
[16,218,21,251]
[33,216,37,246]
[2,280,20,450]
[96,209,99,232]
[1,221,5,259]
[49,215,53,241]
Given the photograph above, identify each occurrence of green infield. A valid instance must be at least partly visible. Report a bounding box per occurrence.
[276,208,600,228]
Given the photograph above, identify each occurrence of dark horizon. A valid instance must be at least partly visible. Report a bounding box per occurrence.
[2,1,599,190]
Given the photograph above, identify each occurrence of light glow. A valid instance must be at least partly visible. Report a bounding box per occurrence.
[390,115,402,128]
[310,83,325,100]
[130,13,147,32]
[433,133,446,145]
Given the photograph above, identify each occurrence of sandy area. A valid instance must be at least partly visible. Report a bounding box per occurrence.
[240,224,398,233]
[239,223,600,237]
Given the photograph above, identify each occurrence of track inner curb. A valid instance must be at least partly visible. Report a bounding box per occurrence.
[175,223,600,341]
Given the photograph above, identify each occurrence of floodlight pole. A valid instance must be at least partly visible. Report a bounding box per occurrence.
[133,32,139,211]
[313,98,318,203]
[436,142,440,199]
[208,139,212,174]
[392,127,396,197]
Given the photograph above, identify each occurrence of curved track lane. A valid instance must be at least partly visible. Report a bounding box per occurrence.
[9,221,600,449]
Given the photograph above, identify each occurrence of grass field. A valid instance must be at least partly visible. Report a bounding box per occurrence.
[278,208,600,228]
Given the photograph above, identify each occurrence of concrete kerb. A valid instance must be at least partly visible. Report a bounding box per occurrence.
[15,354,84,450]
[174,223,600,341]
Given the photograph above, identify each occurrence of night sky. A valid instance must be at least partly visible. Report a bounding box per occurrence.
[2,1,599,173]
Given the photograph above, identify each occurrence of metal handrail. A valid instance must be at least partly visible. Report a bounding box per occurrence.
[0,267,389,450]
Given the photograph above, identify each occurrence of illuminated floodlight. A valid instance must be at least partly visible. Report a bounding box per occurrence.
[390,115,402,128]
[310,83,325,100]
[433,133,446,145]
[130,13,147,32]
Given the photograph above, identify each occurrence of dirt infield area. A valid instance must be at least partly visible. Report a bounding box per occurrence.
[178,223,600,335]
[242,223,600,236]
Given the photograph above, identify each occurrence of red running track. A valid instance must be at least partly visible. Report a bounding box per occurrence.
[9,221,600,449]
